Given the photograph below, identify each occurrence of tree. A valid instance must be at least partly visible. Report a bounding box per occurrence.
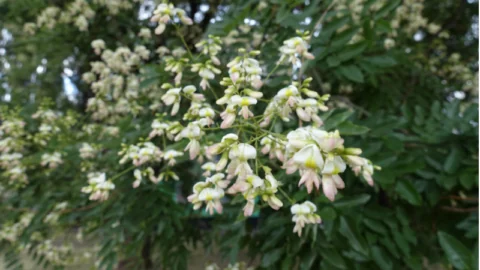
[0,0,477,269]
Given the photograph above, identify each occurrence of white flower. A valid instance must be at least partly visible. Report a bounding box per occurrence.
[290,201,321,236]
[91,39,106,55]
[161,88,181,116]
[164,150,183,166]
[278,36,314,65]
[40,152,63,169]
[230,95,257,119]
[226,143,256,180]
[81,172,114,201]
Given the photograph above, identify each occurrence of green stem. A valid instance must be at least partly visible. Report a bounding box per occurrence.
[279,187,295,205]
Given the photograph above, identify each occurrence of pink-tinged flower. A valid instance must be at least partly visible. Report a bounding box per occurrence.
[230,95,257,119]
[185,139,201,160]
[293,144,324,193]
[311,130,344,152]
[164,150,183,166]
[321,174,345,201]
[220,106,236,129]
[291,201,321,237]
[227,143,257,180]
[201,162,216,176]
[198,187,224,214]
[322,155,347,175]
[243,200,255,216]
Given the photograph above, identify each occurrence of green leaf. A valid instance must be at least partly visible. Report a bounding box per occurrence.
[363,55,397,67]
[320,248,347,269]
[371,245,393,270]
[374,0,401,20]
[393,230,410,256]
[363,218,388,235]
[327,55,341,67]
[333,194,371,209]
[338,65,364,83]
[337,42,367,62]
[337,121,370,135]
[395,180,422,205]
[318,207,337,221]
[323,110,354,130]
[339,217,369,256]
[261,248,284,267]
[300,250,316,270]
[444,146,463,174]
[437,231,473,270]
[331,28,358,48]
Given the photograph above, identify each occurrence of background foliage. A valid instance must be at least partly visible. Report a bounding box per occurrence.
[0,0,478,269]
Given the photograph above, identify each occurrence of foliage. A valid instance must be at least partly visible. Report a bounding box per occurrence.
[0,0,478,269]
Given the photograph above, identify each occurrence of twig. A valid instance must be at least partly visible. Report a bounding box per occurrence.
[440,206,478,213]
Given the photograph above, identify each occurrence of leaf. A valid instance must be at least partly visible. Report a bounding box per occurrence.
[339,217,369,256]
[337,121,370,135]
[327,55,340,67]
[333,194,371,209]
[363,55,397,67]
[331,28,358,48]
[338,65,364,83]
[372,246,393,270]
[437,231,473,270]
[444,146,463,174]
[374,0,401,20]
[393,230,410,256]
[337,42,367,62]
[395,180,422,206]
[139,76,160,89]
[261,248,284,267]
[300,250,316,270]
[320,248,347,269]
[363,218,388,235]
[318,207,337,221]
[323,110,354,130]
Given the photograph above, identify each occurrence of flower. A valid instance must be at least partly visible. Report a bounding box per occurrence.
[187,174,227,215]
[150,2,192,35]
[290,201,321,236]
[163,150,183,166]
[161,88,181,116]
[226,143,256,179]
[278,36,314,65]
[91,39,105,55]
[81,172,115,201]
[230,95,257,119]
[291,144,324,193]
[40,152,63,169]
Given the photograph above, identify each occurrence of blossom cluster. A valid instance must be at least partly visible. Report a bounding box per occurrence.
[0,112,28,186]
[24,0,140,33]
[76,1,378,236]
[80,172,115,201]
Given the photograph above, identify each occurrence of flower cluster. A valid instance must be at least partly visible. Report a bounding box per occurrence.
[150,2,193,35]
[24,0,140,33]
[278,33,314,65]
[284,126,374,201]
[290,201,321,236]
[72,3,379,237]
[81,172,115,201]
[261,78,328,127]
[40,152,63,169]
[119,141,162,166]
[188,173,229,214]
[83,43,154,122]
[0,111,28,186]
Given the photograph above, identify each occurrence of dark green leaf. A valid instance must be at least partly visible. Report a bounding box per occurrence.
[395,180,422,206]
[437,231,473,270]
